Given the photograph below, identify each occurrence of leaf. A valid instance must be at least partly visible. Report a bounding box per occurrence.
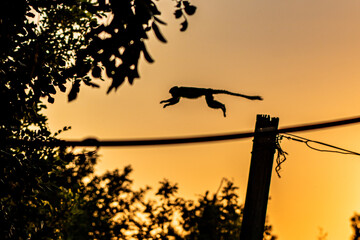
[59,84,66,93]
[26,12,35,18]
[128,66,140,85]
[83,81,100,88]
[48,96,54,104]
[128,76,135,85]
[184,5,196,15]
[91,66,102,78]
[48,85,56,94]
[180,20,188,32]
[151,22,167,43]
[174,9,182,19]
[141,42,154,63]
[154,16,167,25]
[107,71,125,93]
[149,2,161,15]
[144,25,151,32]
[68,80,80,102]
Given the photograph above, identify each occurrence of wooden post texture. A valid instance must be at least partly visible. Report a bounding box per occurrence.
[240,114,279,240]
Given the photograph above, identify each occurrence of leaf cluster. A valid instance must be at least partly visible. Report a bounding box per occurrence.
[1,139,278,240]
[351,214,360,240]
[0,1,278,239]
[1,0,197,106]
[0,124,95,238]
[174,0,197,32]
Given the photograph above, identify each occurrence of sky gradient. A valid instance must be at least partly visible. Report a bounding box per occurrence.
[45,0,360,239]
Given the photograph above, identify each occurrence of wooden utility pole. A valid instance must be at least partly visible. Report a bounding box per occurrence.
[240,115,279,240]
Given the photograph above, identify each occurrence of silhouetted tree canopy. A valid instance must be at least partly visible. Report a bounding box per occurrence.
[0,0,197,104]
[2,0,277,239]
[351,214,360,240]
[3,1,357,239]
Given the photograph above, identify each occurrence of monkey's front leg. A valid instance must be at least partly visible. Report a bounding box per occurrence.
[160,97,180,108]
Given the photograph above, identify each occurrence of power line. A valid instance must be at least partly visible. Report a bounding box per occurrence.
[273,133,360,178]
[6,115,360,147]
[282,133,360,156]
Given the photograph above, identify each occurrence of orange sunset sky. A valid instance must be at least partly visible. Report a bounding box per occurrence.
[45,0,360,239]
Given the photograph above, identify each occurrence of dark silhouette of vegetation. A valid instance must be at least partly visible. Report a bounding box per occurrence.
[0,0,275,239]
[0,0,197,105]
[1,146,278,239]
[351,214,360,240]
[1,1,357,239]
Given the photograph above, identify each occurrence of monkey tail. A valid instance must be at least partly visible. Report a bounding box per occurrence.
[211,89,263,100]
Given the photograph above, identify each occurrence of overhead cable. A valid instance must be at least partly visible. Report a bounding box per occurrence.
[282,133,360,156]
[6,115,360,147]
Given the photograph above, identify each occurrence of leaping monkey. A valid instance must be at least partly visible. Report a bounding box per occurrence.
[160,86,263,117]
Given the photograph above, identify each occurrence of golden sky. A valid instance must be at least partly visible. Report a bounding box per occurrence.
[45,0,360,239]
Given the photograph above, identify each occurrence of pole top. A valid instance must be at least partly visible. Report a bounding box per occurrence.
[256,114,279,129]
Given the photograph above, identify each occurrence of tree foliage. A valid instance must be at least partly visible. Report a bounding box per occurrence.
[2,0,359,239]
[351,214,360,240]
[0,0,197,104]
[1,148,278,239]
[0,0,278,239]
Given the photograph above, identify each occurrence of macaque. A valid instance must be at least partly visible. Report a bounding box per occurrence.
[160,86,263,117]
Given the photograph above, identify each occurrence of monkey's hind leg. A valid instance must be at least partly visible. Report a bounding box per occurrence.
[205,94,227,117]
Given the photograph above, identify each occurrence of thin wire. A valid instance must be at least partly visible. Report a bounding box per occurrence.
[4,115,360,147]
[274,136,288,178]
[282,133,360,156]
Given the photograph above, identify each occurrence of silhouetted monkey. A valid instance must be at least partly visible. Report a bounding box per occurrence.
[160,86,263,117]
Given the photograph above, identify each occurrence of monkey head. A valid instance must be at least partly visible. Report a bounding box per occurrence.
[169,86,179,97]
